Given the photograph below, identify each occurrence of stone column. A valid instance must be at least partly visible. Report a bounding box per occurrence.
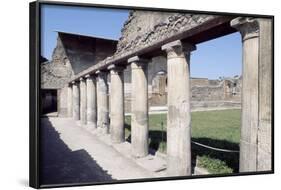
[108,64,126,143]
[79,77,87,125]
[231,17,260,172]
[128,56,149,158]
[85,74,97,129]
[96,70,109,134]
[256,18,272,171]
[72,81,80,121]
[67,84,73,117]
[162,40,196,176]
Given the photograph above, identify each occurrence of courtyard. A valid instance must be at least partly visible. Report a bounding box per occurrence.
[37,5,272,186]
[125,109,241,174]
[40,108,241,184]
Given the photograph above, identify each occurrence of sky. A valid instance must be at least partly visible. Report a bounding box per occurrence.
[41,4,242,80]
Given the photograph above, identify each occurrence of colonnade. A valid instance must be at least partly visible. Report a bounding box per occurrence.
[66,17,272,175]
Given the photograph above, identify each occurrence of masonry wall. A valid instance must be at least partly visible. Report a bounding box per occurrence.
[58,86,68,117]
[122,55,241,113]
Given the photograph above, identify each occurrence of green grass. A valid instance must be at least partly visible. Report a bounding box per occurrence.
[124,109,241,174]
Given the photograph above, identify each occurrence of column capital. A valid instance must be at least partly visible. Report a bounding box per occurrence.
[128,56,149,64]
[85,74,91,78]
[107,64,126,74]
[128,56,149,69]
[231,17,259,41]
[79,77,85,82]
[71,81,78,85]
[162,40,196,59]
[95,69,108,75]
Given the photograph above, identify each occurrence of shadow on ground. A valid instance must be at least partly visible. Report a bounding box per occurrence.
[40,118,115,186]
[191,137,239,173]
[124,124,239,173]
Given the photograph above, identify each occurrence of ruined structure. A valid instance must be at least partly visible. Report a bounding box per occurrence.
[41,11,273,176]
[41,32,117,115]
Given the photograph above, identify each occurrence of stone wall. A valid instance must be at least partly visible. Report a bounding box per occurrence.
[57,86,68,117]
[41,37,73,89]
[116,11,217,57]
[41,33,117,115]
[121,54,241,112]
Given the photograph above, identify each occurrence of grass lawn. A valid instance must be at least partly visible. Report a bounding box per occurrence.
[124,109,241,174]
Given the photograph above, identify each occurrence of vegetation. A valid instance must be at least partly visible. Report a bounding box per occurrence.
[124,109,241,174]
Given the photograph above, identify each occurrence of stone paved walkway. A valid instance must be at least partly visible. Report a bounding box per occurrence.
[40,117,209,186]
[40,117,156,185]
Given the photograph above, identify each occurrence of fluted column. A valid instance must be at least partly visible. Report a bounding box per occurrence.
[162,40,196,176]
[79,77,87,125]
[67,84,73,117]
[85,74,97,129]
[128,56,149,158]
[72,81,80,121]
[96,70,109,134]
[108,64,126,143]
[231,17,260,172]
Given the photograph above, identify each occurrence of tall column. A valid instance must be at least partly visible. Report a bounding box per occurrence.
[162,40,196,176]
[79,77,87,125]
[108,64,126,143]
[72,81,80,121]
[67,84,73,117]
[96,70,109,134]
[231,17,260,172]
[85,74,97,129]
[256,18,272,171]
[128,56,149,158]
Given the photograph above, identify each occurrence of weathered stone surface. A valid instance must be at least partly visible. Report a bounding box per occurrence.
[129,56,149,158]
[58,32,117,75]
[72,81,80,121]
[69,12,234,82]
[86,74,97,128]
[41,33,117,89]
[79,78,87,125]
[96,71,110,134]
[41,42,73,89]
[162,40,195,176]
[57,86,68,117]
[231,17,260,172]
[109,65,126,143]
[123,55,241,112]
[67,85,73,117]
[116,11,216,56]
[257,18,272,171]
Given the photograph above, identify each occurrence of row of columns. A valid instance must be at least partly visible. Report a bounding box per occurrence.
[66,17,272,176]
[67,41,194,176]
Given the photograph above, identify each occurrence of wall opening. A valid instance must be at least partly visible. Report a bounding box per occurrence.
[41,89,58,115]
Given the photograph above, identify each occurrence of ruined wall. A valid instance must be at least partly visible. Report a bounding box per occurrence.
[191,78,209,86]
[95,38,118,63]
[58,33,117,75]
[116,11,217,57]
[121,51,241,112]
[41,33,117,116]
[41,37,73,89]
[59,33,96,75]
[122,54,241,112]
